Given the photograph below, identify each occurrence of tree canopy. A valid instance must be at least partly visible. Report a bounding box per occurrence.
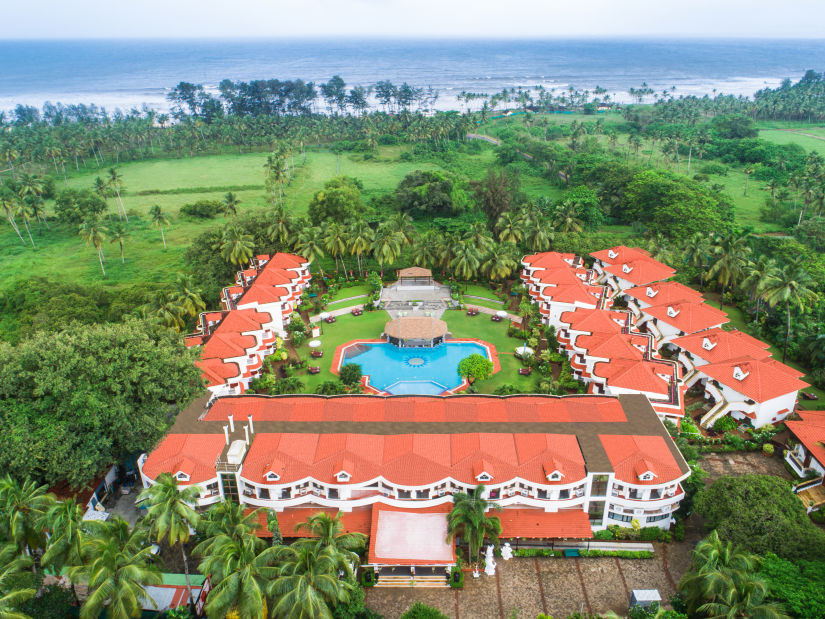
[308,177,363,224]
[0,319,202,487]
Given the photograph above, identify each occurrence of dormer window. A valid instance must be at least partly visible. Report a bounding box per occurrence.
[702,337,717,351]
[608,249,617,259]
[645,286,658,298]
[335,471,351,482]
[547,471,563,482]
[733,366,750,381]
[638,472,655,481]
[174,471,190,482]
[265,471,280,482]
[622,263,633,274]
[666,306,680,318]
[476,472,492,482]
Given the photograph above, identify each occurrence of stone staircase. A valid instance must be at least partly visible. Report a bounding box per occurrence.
[700,399,732,428]
[374,574,449,588]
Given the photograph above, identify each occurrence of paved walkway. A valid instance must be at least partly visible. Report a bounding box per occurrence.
[308,304,366,323]
[365,548,690,618]
[463,304,521,323]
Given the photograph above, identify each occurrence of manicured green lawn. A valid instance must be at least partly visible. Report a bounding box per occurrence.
[759,128,825,158]
[459,283,505,302]
[291,306,535,394]
[463,297,507,311]
[328,283,372,301]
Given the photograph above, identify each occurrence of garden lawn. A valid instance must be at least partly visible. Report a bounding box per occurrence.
[759,128,825,158]
[328,283,372,301]
[464,297,507,311]
[459,283,505,302]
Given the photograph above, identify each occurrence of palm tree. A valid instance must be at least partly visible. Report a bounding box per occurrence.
[148,291,187,332]
[698,574,790,619]
[173,274,206,318]
[109,221,129,264]
[267,205,294,246]
[741,255,778,323]
[41,498,85,603]
[0,191,25,245]
[293,226,326,279]
[323,221,349,277]
[524,220,554,252]
[149,205,169,249]
[138,473,201,609]
[761,261,818,363]
[268,541,354,619]
[107,168,128,222]
[707,233,751,309]
[450,238,482,281]
[0,474,54,559]
[79,216,108,277]
[0,544,35,619]
[388,212,416,265]
[295,512,366,558]
[345,218,374,278]
[13,199,36,249]
[216,225,254,268]
[68,517,161,619]
[197,500,263,544]
[553,200,584,234]
[370,223,403,277]
[197,533,278,619]
[223,191,241,217]
[683,232,714,288]
[495,210,525,244]
[446,484,502,565]
[482,245,518,282]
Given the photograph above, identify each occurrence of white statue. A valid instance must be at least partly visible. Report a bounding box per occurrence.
[501,542,513,561]
[484,544,496,576]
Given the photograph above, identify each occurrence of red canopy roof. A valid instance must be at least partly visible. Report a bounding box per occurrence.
[786,410,825,469]
[498,509,593,539]
[699,356,808,402]
[599,435,684,485]
[672,328,772,365]
[642,301,728,334]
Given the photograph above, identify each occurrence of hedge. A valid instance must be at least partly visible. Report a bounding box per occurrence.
[579,549,653,559]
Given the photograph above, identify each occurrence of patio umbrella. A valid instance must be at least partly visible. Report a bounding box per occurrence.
[515,345,534,357]
[319,312,330,320]
[308,340,322,348]
[496,310,508,318]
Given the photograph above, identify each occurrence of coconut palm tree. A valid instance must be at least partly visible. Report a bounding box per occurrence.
[495,210,525,244]
[463,222,496,256]
[41,498,85,603]
[293,226,326,279]
[345,218,374,278]
[446,484,502,565]
[197,533,279,619]
[223,191,241,217]
[266,204,294,246]
[197,500,263,545]
[450,238,482,281]
[69,517,161,619]
[0,190,25,245]
[370,223,403,277]
[761,261,818,363]
[553,200,584,234]
[173,274,206,318]
[13,199,36,249]
[482,245,519,282]
[0,474,54,560]
[741,255,778,323]
[707,233,752,309]
[295,512,366,558]
[216,225,254,268]
[683,232,714,288]
[149,205,169,250]
[268,541,354,619]
[697,573,790,619]
[138,473,201,609]
[107,168,128,222]
[79,216,108,277]
[524,220,554,252]
[0,544,35,619]
[388,212,416,265]
[147,291,187,332]
[323,221,349,277]
[109,221,129,264]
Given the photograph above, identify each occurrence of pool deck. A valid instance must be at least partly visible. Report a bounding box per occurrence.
[331,338,501,396]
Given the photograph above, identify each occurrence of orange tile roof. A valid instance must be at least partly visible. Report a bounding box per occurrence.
[203,395,629,424]
[605,259,675,286]
[522,252,576,270]
[590,245,652,265]
[699,356,808,402]
[643,301,728,334]
[196,358,241,387]
[252,507,373,538]
[498,509,593,539]
[540,282,602,306]
[599,435,683,485]
[624,281,704,306]
[184,335,204,348]
[201,309,269,360]
[534,267,587,286]
[240,432,587,487]
[592,360,671,396]
[142,434,225,484]
[672,328,772,364]
[786,410,825,468]
[559,308,629,335]
[576,333,648,361]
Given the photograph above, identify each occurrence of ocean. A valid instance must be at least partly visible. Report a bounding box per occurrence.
[1,38,824,113]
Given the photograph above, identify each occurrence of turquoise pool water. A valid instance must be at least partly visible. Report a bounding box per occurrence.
[340,341,490,395]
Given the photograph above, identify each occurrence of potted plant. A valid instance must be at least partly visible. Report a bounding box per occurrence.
[762,443,775,457]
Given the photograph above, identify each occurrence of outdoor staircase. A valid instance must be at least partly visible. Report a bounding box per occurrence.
[700,399,733,428]
[374,574,449,588]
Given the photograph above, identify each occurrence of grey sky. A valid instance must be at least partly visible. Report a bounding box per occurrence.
[3,0,825,39]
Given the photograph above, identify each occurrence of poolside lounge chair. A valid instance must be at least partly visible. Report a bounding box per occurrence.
[311,350,324,358]
[308,366,321,374]
[518,367,532,376]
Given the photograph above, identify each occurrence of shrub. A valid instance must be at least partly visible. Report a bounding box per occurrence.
[579,549,653,559]
[493,384,523,395]
[339,363,363,386]
[763,443,775,456]
[449,567,464,588]
[593,529,613,540]
[401,602,449,619]
[513,548,563,558]
[179,199,225,219]
[315,380,348,395]
[360,570,377,588]
[713,416,737,433]
[699,162,728,176]
[457,354,495,381]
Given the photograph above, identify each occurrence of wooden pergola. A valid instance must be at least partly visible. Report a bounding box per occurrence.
[397,266,433,286]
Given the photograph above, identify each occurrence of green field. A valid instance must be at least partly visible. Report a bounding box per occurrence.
[758,128,825,157]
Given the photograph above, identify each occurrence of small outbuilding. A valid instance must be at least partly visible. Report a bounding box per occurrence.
[397,266,434,288]
[385,317,448,348]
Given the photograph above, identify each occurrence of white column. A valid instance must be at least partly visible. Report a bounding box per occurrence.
[228,415,235,432]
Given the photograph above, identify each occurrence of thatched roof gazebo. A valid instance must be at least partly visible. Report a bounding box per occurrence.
[397,266,433,287]
[384,317,448,348]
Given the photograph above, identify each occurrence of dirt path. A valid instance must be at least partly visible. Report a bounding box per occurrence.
[778,128,825,142]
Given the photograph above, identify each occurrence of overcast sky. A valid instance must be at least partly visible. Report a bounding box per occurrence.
[3,0,825,39]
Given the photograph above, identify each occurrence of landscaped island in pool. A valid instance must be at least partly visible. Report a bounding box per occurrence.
[337,340,494,395]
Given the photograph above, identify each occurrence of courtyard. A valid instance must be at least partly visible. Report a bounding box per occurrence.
[365,545,694,618]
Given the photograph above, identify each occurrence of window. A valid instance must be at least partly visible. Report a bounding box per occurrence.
[258,488,270,500]
[477,473,491,481]
[608,511,634,523]
[646,513,670,523]
[588,500,605,526]
[650,489,661,500]
[590,475,609,496]
[628,488,640,499]
[559,489,570,500]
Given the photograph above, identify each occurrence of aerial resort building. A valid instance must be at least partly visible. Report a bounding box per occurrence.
[521,247,807,428]
[139,393,690,572]
[184,252,311,399]
[384,317,449,347]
